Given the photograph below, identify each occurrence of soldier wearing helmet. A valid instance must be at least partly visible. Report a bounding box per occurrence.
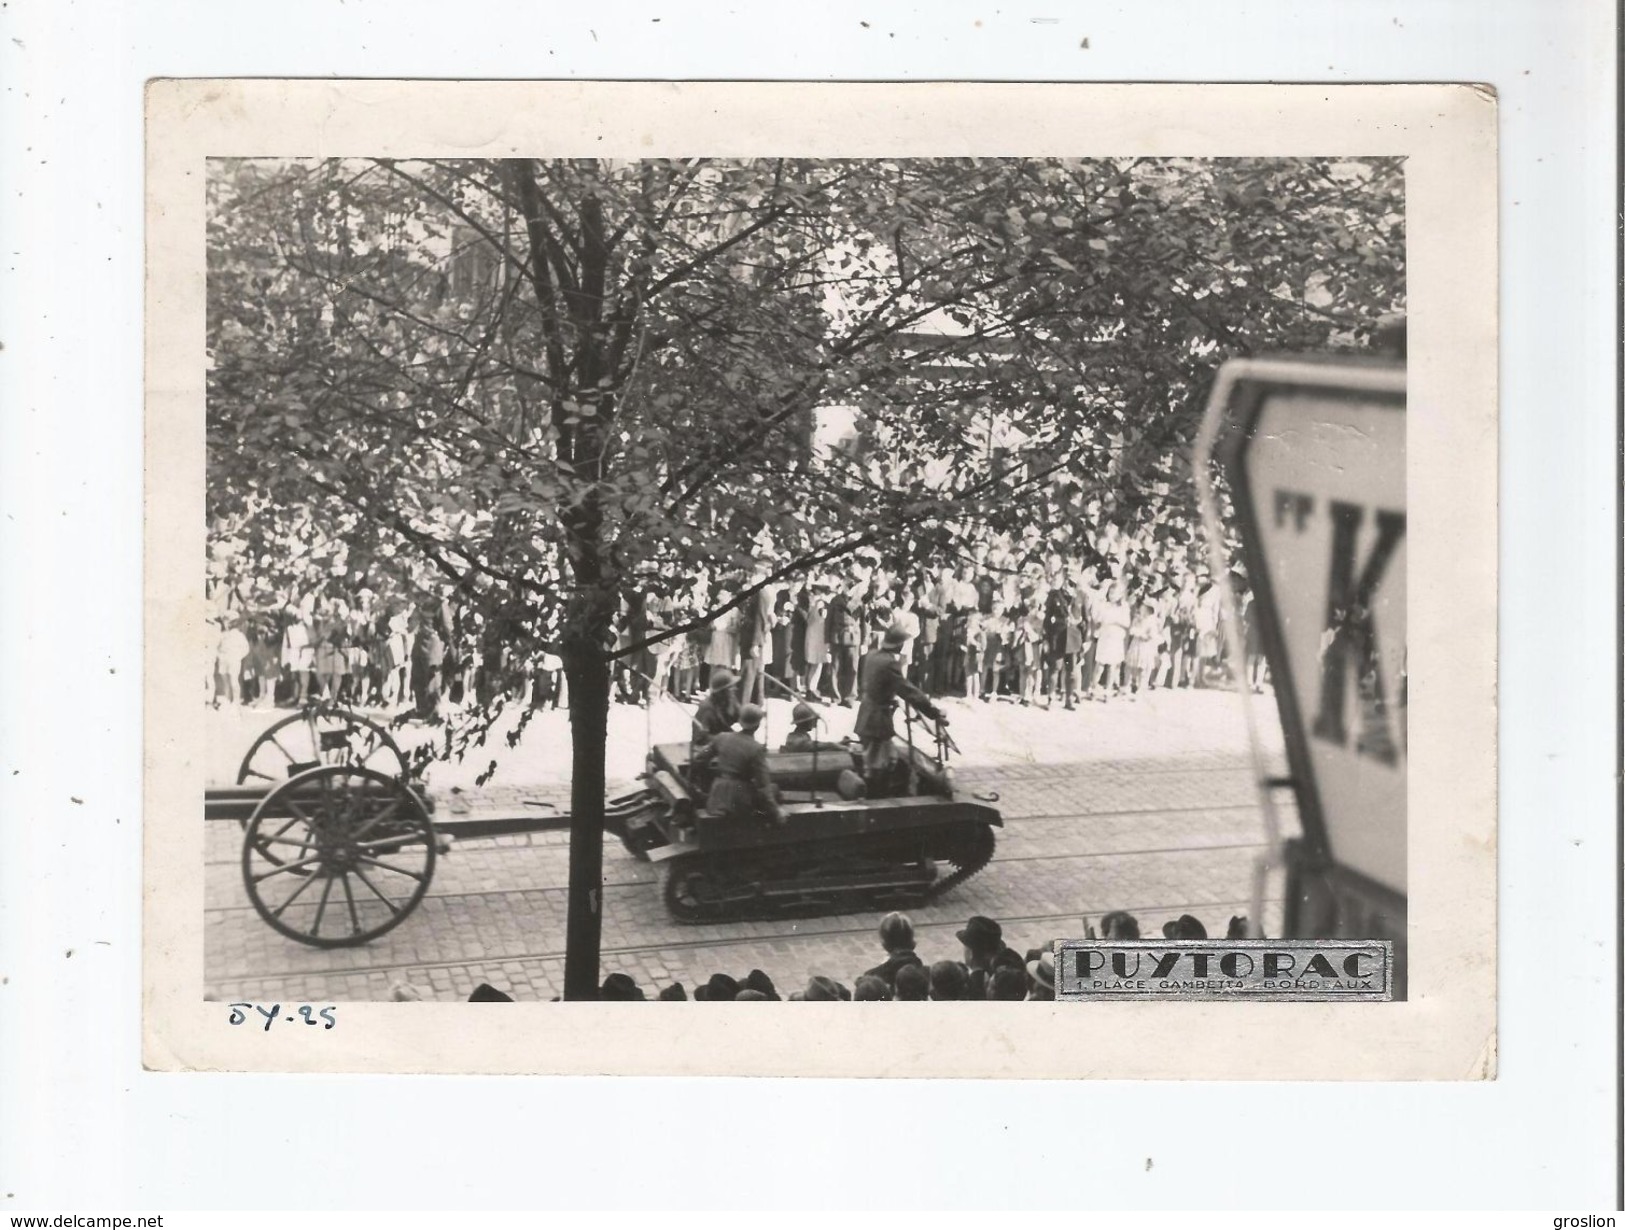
[778,700,845,754]
[690,667,740,752]
[855,623,948,787]
[697,703,785,827]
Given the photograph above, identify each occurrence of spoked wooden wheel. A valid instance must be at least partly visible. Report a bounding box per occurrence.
[241,764,437,948]
[236,705,410,868]
[237,704,408,785]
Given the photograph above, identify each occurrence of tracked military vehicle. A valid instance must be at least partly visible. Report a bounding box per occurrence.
[606,730,1002,923]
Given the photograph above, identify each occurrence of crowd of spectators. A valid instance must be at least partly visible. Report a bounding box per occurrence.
[205,588,556,720]
[622,506,1272,717]
[394,907,1252,1003]
[206,504,1271,716]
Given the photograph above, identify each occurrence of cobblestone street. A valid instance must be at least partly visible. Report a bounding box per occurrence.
[204,685,1293,1002]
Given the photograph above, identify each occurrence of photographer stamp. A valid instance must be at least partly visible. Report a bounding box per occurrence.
[1054,939,1393,1002]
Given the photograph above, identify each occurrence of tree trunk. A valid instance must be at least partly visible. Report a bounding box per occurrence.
[560,631,611,1000]
[510,164,618,1001]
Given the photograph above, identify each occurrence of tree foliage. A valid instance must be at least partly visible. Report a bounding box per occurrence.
[209,155,1403,636]
[206,154,1404,994]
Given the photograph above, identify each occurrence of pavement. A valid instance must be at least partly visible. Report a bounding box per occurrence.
[203,682,1295,1002]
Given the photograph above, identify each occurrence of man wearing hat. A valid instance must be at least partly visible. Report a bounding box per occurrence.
[599,972,647,1001]
[1097,910,1141,941]
[696,703,785,828]
[855,623,948,790]
[1161,914,1208,941]
[738,969,781,1000]
[958,914,1023,999]
[693,973,741,1002]
[801,975,852,1002]
[1026,951,1056,1001]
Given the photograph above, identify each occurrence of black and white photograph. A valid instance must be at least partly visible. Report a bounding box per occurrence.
[130,78,1499,1083]
[11,0,1618,1210]
[199,147,1408,1006]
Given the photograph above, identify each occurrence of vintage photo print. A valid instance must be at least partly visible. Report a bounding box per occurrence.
[145,81,1495,1077]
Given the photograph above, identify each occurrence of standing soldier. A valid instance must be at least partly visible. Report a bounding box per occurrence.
[855,625,949,791]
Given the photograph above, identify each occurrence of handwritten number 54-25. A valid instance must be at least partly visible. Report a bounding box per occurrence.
[227,1003,337,1030]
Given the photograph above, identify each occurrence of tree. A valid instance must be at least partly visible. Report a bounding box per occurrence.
[207,155,1404,996]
